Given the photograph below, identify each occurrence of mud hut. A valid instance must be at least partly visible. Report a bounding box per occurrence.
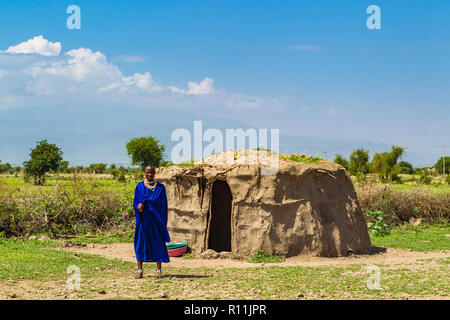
[156,150,371,258]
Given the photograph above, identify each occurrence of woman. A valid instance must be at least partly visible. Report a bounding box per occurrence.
[133,165,170,279]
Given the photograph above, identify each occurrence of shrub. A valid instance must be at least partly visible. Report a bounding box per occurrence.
[334,154,349,170]
[364,210,391,236]
[418,172,431,185]
[0,175,135,237]
[284,154,321,164]
[117,172,127,183]
[355,172,367,183]
[398,161,413,174]
[356,183,449,224]
[247,251,285,263]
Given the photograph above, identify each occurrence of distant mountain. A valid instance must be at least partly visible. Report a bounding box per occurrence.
[0,104,440,168]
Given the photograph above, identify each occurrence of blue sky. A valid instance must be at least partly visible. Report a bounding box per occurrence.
[0,0,449,167]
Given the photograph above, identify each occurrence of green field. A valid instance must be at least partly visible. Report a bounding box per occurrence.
[0,225,449,300]
[370,223,450,252]
[0,173,449,300]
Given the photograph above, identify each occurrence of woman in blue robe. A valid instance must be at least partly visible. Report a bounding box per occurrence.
[133,165,170,278]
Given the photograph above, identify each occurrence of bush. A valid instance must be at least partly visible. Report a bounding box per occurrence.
[398,161,413,174]
[418,172,431,185]
[364,210,390,236]
[355,172,367,183]
[0,175,135,237]
[284,154,321,164]
[117,172,127,183]
[356,184,449,224]
[334,154,349,170]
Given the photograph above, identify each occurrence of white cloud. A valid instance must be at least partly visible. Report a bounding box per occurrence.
[122,72,163,93]
[187,77,215,95]
[112,55,148,63]
[0,36,286,114]
[23,47,125,95]
[5,35,61,56]
[169,77,215,95]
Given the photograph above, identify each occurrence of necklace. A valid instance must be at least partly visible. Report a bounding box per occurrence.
[144,179,158,190]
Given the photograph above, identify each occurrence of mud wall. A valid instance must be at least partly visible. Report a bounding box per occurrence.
[156,161,371,258]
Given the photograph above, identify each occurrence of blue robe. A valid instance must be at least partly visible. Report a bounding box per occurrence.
[133,180,171,263]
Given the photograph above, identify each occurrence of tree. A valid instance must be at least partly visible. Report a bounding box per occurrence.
[0,161,12,173]
[59,160,70,173]
[398,161,413,174]
[333,154,349,170]
[88,163,107,174]
[74,165,85,173]
[370,145,405,181]
[348,148,370,175]
[433,157,450,174]
[23,140,63,185]
[126,136,166,170]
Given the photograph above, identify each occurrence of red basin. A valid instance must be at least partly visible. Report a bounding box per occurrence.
[168,245,188,257]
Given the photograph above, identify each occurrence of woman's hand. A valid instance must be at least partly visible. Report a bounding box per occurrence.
[138,203,144,213]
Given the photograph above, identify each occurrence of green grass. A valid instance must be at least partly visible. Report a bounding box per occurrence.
[370,223,450,252]
[0,173,139,196]
[247,251,286,263]
[182,253,195,260]
[282,154,322,164]
[391,182,450,192]
[67,232,134,244]
[0,237,133,281]
[0,236,448,299]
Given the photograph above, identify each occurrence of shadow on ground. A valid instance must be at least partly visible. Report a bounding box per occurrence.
[166,274,211,279]
[368,246,387,255]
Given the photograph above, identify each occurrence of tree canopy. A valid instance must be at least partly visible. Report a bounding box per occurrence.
[348,148,370,175]
[333,154,349,170]
[370,145,405,180]
[23,140,63,185]
[397,161,413,174]
[126,136,166,170]
[89,163,108,174]
[434,157,450,174]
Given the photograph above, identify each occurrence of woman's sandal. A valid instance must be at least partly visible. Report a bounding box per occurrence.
[135,269,143,279]
[156,269,163,279]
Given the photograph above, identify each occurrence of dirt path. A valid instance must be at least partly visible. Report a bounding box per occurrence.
[2,243,448,300]
[55,242,450,268]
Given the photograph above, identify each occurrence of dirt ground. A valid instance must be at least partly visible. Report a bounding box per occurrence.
[1,243,448,300]
[56,242,450,268]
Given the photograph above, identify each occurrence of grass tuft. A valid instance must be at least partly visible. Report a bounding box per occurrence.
[283,154,322,164]
[247,251,285,263]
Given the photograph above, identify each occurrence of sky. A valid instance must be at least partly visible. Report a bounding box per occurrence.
[0,0,449,167]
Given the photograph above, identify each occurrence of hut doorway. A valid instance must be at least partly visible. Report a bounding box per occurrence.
[208,180,233,252]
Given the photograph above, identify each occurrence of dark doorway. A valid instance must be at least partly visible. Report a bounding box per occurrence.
[208,180,233,252]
